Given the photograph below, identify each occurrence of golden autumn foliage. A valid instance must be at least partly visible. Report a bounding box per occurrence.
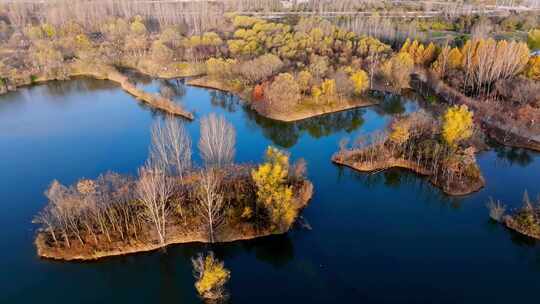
[380,52,414,90]
[206,57,237,81]
[524,56,540,80]
[461,39,529,88]
[251,147,295,230]
[442,105,474,147]
[447,47,463,69]
[41,23,57,38]
[528,29,540,50]
[350,69,370,94]
[297,70,313,94]
[389,121,410,145]
[311,79,337,103]
[357,36,391,58]
[193,252,230,300]
[400,38,437,66]
[431,46,462,75]
[130,16,147,35]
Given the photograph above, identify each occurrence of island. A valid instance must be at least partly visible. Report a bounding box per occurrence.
[488,193,540,240]
[333,107,485,196]
[34,115,313,261]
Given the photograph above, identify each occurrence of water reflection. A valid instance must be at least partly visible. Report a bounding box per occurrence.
[244,108,366,148]
[209,91,239,113]
[345,167,464,208]
[493,144,537,168]
[159,79,186,100]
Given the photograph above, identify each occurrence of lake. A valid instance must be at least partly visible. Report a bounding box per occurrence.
[1,77,539,303]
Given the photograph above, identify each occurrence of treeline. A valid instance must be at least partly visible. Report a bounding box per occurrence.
[34,115,309,253]
[0,5,539,125]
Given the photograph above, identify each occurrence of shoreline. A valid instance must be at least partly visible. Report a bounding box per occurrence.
[411,69,540,152]
[0,62,195,120]
[35,181,313,261]
[503,216,540,240]
[187,76,378,122]
[332,154,485,196]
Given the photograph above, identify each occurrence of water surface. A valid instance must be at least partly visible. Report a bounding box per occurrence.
[1,78,539,304]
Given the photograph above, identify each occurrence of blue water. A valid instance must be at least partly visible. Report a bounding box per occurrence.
[0,78,539,303]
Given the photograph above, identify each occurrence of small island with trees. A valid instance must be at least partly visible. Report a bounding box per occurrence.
[488,192,540,240]
[34,115,313,261]
[333,105,485,195]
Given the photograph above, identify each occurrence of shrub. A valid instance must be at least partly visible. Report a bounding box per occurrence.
[192,252,230,301]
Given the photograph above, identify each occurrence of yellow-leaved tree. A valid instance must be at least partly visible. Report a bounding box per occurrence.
[442,105,474,147]
[524,56,540,80]
[389,120,410,145]
[350,69,370,94]
[528,29,540,50]
[400,38,437,65]
[251,146,294,230]
[380,52,414,90]
[192,251,230,301]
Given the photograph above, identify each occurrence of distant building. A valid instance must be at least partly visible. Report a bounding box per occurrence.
[280,0,309,9]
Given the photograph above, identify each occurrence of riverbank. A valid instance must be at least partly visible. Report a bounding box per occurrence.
[187,76,378,122]
[411,69,540,152]
[35,180,313,261]
[0,62,195,120]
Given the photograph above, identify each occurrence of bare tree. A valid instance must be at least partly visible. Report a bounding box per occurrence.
[150,117,192,177]
[198,113,236,168]
[195,169,225,243]
[149,117,192,222]
[136,160,174,246]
